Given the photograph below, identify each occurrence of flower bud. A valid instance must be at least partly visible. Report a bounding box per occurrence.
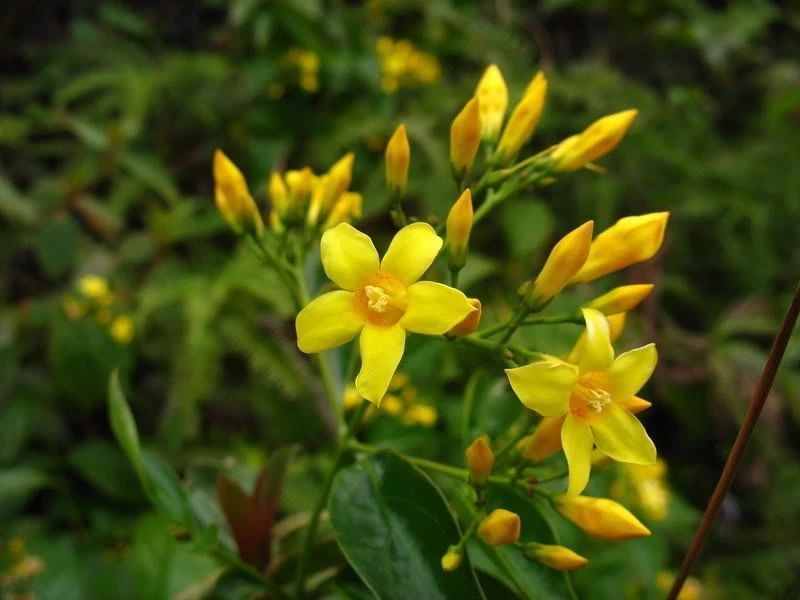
[441,547,463,572]
[496,72,547,162]
[554,495,651,540]
[323,192,363,230]
[385,124,410,194]
[446,189,474,269]
[551,109,638,171]
[523,221,594,309]
[213,150,264,236]
[523,543,588,571]
[268,172,289,218]
[448,298,482,337]
[465,435,494,485]
[450,98,482,177]
[518,416,565,462]
[474,65,508,141]
[307,153,355,225]
[478,509,521,546]
[570,212,669,284]
[285,167,317,220]
[585,284,654,315]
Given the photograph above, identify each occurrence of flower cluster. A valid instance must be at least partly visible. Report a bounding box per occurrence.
[212,60,670,580]
[375,36,441,93]
[63,275,135,344]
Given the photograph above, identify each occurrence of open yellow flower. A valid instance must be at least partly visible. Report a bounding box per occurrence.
[506,308,657,495]
[296,222,475,403]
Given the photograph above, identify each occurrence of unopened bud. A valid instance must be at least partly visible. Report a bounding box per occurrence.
[478,509,521,546]
[551,109,638,171]
[446,189,474,269]
[524,543,588,571]
[450,98,482,177]
[554,495,651,540]
[441,546,463,572]
[474,65,508,141]
[585,284,654,315]
[518,416,565,462]
[465,435,494,485]
[385,124,410,194]
[268,172,289,218]
[212,150,264,236]
[448,298,482,337]
[496,71,547,162]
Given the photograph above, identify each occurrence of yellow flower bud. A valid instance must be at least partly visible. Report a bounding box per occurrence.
[110,315,134,344]
[268,172,289,218]
[554,495,651,540]
[474,65,508,141]
[524,543,588,571]
[585,284,654,315]
[446,188,474,269]
[496,71,548,162]
[518,416,565,462]
[323,191,363,229]
[551,109,638,171]
[285,167,317,204]
[448,298,482,337]
[441,547,463,572]
[450,98,482,176]
[404,404,438,427]
[385,124,410,194]
[524,221,594,309]
[570,212,669,284]
[478,509,521,546]
[78,275,111,303]
[213,150,264,235]
[381,394,404,415]
[307,153,355,225]
[465,435,495,485]
[343,385,363,410]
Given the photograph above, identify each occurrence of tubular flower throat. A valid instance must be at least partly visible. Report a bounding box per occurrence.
[295,223,475,403]
[506,308,657,496]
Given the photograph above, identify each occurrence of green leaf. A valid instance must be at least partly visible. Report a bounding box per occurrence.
[108,370,146,481]
[467,485,575,599]
[329,451,485,600]
[68,438,142,501]
[0,466,50,517]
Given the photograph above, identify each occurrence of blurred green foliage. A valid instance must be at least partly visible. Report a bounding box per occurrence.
[3,0,800,598]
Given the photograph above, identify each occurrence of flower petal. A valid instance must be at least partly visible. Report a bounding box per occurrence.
[562,415,594,496]
[320,223,380,290]
[577,308,614,373]
[591,403,656,465]
[356,324,406,404]
[609,343,657,401]
[505,356,578,416]
[399,281,475,335]
[381,222,443,285]
[296,291,364,353]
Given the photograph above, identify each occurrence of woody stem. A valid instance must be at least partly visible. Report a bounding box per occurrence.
[667,281,800,600]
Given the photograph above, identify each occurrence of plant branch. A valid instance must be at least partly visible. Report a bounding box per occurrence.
[667,281,800,600]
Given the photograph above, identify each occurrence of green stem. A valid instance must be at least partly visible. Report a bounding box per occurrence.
[497,307,530,345]
[493,412,535,465]
[520,314,583,327]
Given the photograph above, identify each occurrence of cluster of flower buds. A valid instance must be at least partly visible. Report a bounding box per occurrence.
[212,149,362,239]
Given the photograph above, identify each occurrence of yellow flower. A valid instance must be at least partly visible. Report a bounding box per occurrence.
[385,124,410,194]
[524,543,588,571]
[450,98,482,177]
[213,150,264,235]
[110,315,135,344]
[478,509,521,546]
[496,71,548,162]
[522,221,594,309]
[474,65,508,141]
[506,308,657,496]
[551,109,638,171]
[570,212,669,283]
[78,275,112,304]
[382,394,404,415]
[448,298,482,337]
[446,188,474,269]
[554,494,651,540]
[296,223,474,403]
[441,547,463,571]
[404,404,438,426]
[465,435,495,485]
[585,284,654,315]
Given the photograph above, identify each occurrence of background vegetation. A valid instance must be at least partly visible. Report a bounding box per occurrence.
[2,1,800,598]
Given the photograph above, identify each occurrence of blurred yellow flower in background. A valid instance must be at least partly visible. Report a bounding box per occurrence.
[376,37,440,93]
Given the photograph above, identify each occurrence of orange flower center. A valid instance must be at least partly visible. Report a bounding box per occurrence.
[353,271,408,326]
[569,371,611,422]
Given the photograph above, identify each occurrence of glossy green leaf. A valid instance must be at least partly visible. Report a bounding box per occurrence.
[329,451,485,600]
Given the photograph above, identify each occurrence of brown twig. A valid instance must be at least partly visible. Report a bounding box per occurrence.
[667,282,800,600]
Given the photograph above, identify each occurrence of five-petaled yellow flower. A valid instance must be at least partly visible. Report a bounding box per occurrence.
[296,222,475,403]
[506,308,657,496]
